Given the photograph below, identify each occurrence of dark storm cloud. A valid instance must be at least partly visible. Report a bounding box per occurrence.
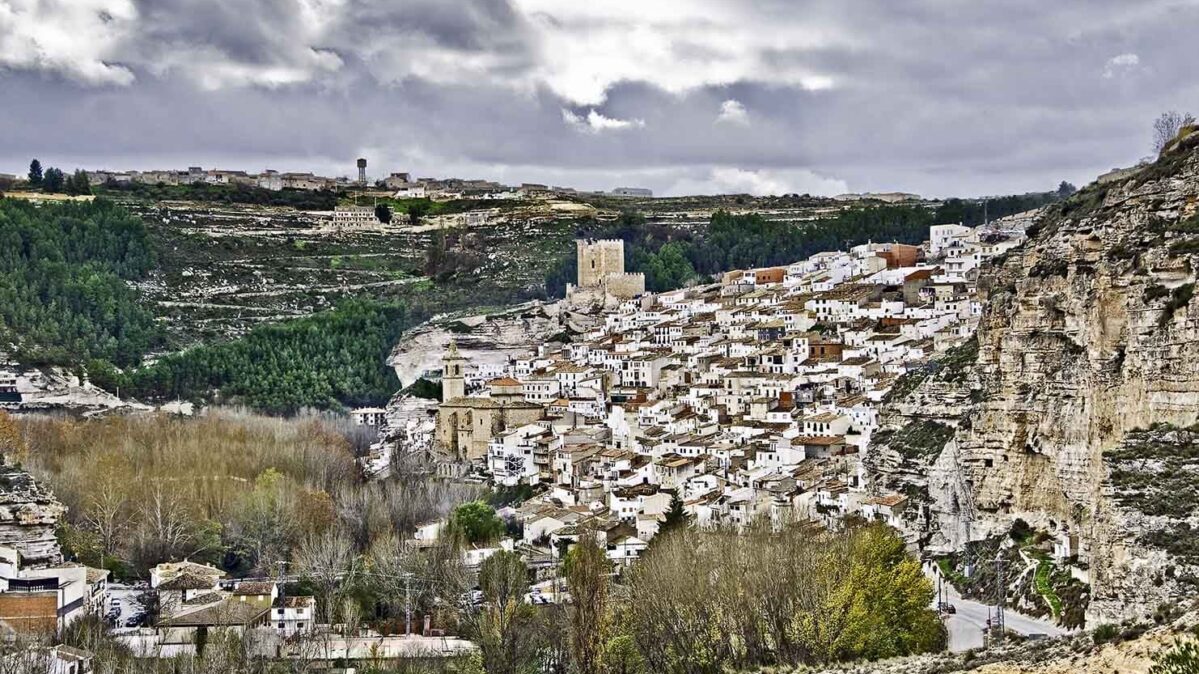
[1,0,1197,196]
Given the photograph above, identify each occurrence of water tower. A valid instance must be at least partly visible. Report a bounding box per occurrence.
[356,157,367,184]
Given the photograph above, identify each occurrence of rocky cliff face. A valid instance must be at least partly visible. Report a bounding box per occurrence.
[0,461,66,566]
[387,301,562,387]
[864,338,981,541]
[870,131,1199,624]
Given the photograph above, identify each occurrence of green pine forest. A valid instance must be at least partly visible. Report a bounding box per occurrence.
[0,199,162,367]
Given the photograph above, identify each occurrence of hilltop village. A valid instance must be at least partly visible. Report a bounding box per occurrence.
[371,213,1031,562]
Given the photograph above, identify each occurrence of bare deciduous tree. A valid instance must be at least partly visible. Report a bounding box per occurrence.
[294,530,357,623]
[1153,110,1196,154]
[365,534,413,620]
[84,480,130,561]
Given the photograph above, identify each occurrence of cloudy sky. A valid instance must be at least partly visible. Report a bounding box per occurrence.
[1,0,1197,197]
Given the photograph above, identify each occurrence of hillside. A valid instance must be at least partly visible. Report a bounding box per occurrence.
[868,128,1199,625]
[1,187,1062,414]
[131,199,577,347]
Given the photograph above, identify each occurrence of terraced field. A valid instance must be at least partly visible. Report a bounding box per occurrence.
[124,201,580,347]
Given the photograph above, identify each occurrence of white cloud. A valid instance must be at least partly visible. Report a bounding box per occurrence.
[0,0,137,85]
[516,0,843,105]
[668,167,848,197]
[1102,52,1140,78]
[716,99,749,126]
[151,47,343,91]
[562,108,645,134]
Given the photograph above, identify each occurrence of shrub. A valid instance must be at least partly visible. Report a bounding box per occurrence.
[1168,238,1199,256]
[890,420,955,460]
[1160,283,1195,326]
[1092,623,1119,645]
[1029,258,1069,278]
[1144,284,1171,302]
[1009,518,1033,543]
[1151,641,1199,674]
[1107,242,1138,261]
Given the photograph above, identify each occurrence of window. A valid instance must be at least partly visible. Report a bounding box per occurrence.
[279,622,285,629]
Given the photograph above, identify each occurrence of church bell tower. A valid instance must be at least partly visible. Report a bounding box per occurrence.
[442,340,467,402]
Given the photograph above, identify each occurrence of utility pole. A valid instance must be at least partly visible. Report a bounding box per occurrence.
[937,568,943,610]
[403,572,414,636]
[993,554,1006,643]
[276,560,288,601]
[275,560,288,640]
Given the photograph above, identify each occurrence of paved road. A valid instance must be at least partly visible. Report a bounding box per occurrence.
[925,564,1067,652]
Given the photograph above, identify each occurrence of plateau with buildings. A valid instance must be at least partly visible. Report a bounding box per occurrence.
[70,161,653,202]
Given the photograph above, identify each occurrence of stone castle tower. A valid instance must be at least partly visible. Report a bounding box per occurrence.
[568,239,646,307]
[442,340,466,402]
[576,239,627,288]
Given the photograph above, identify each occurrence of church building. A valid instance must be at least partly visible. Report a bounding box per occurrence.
[434,341,544,463]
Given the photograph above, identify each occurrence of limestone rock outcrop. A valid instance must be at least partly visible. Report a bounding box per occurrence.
[0,461,66,566]
[870,131,1199,624]
[387,301,562,388]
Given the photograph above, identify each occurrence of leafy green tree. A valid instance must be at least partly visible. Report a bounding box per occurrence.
[819,525,946,661]
[656,491,689,537]
[603,635,646,674]
[425,230,447,276]
[41,165,65,191]
[27,159,42,186]
[479,549,529,607]
[42,167,65,192]
[1151,641,1199,674]
[626,524,943,672]
[407,199,432,225]
[374,203,392,224]
[404,377,442,400]
[471,550,540,674]
[95,180,341,209]
[636,241,696,292]
[225,468,294,573]
[66,170,92,196]
[566,531,610,674]
[449,501,505,544]
[1057,181,1077,198]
